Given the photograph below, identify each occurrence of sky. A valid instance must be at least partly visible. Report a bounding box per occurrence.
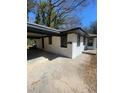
[77,1,97,27]
[29,0,97,28]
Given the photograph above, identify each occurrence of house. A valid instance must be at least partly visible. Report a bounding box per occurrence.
[85,34,97,50]
[27,22,97,59]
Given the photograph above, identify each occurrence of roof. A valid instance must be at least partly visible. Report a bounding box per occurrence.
[27,22,60,35]
[27,22,61,32]
[27,22,89,38]
[59,27,89,36]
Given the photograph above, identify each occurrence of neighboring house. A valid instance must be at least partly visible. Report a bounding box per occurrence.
[27,22,97,58]
[85,34,97,50]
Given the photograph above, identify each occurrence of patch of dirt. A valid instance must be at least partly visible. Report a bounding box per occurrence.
[82,55,97,93]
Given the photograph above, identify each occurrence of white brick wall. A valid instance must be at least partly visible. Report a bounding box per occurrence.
[43,35,72,58]
[35,33,85,58]
[71,34,84,58]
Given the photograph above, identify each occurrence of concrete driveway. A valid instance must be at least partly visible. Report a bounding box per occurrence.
[27,53,97,93]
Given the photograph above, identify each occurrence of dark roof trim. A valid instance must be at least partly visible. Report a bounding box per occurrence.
[59,27,89,36]
[27,23,89,37]
[87,36,97,38]
[27,22,60,33]
[27,36,42,39]
[27,22,60,36]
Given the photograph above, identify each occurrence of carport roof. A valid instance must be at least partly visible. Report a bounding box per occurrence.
[27,22,89,37]
[28,22,60,35]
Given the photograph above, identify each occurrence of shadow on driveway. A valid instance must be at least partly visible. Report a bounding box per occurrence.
[27,48,66,61]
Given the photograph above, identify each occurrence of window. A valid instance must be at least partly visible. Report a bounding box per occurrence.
[49,36,52,45]
[87,38,93,46]
[77,34,80,46]
[61,35,67,48]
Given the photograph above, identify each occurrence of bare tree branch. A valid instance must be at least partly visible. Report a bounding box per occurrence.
[29,0,89,28]
[52,0,65,8]
[52,0,61,5]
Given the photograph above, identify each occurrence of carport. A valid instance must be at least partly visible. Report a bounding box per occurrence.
[27,22,60,60]
[27,22,59,38]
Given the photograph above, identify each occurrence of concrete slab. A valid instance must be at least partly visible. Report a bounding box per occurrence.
[83,50,97,55]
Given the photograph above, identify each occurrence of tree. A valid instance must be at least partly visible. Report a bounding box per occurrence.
[27,0,36,21]
[84,21,97,34]
[35,12,41,24]
[34,0,47,24]
[33,0,66,28]
[90,21,97,34]
[27,0,35,12]
[32,0,89,28]
[59,16,82,29]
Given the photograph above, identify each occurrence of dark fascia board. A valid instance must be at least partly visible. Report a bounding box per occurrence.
[27,35,58,39]
[27,22,60,33]
[59,27,89,36]
[87,36,97,38]
[28,26,59,36]
[27,22,60,36]
[27,36,42,39]
[27,23,89,37]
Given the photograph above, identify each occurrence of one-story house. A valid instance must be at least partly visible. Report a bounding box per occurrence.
[85,34,97,50]
[27,22,97,58]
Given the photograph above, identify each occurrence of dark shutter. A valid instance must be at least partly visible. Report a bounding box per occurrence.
[61,35,67,48]
[83,37,86,45]
[77,34,80,46]
[49,36,52,45]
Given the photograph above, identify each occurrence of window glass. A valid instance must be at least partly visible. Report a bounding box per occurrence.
[88,38,93,46]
